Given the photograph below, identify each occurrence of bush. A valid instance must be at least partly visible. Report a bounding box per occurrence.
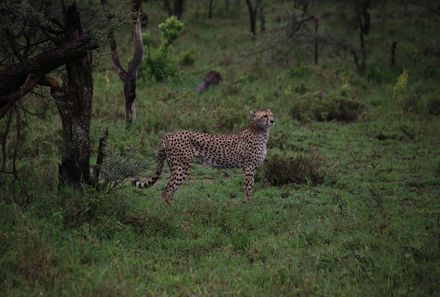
[393,70,409,99]
[99,151,151,190]
[140,49,179,82]
[180,49,195,66]
[158,16,184,50]
[401,88,440,115]
[257,151,325,186]
[140,17,184,82]
[426,95,440,115]
[60,187,131,228]
[291,95,363,122]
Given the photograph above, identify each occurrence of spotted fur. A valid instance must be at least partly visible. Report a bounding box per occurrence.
[134,109,275,203]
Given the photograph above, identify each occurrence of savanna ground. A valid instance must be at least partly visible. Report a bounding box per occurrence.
[1,1,440,296]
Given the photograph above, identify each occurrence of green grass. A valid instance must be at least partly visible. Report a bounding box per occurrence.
[1,1,440,296]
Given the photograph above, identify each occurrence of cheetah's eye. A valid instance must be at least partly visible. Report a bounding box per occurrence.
[263,115,267,118]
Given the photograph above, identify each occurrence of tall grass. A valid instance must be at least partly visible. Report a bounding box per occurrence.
[1,1,439,296]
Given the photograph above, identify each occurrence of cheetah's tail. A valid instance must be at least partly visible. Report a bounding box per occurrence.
[133,143,166,189]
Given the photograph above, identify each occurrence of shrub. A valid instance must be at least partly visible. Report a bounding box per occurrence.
[140,49,178,82]
[393,70,408,99]
[180,49,195,66]
[158,16,184,51]
[401,89,440,115]
[99,151,151,190]
[291,95,363,122]
[426,95,440,115]
[257,151,325,186]
[60,186,131,228]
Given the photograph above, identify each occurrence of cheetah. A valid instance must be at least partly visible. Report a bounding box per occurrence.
[134,109,275,203]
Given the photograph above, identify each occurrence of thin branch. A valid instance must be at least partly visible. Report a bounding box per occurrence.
[93,128,109,182]
[127,0,144,75]
[101,0,128,80]
[0,109,13,173]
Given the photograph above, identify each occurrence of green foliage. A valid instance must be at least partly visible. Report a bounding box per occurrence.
[141,49,179,82]
[179,48,195,66]
[400,80,440,115]
[140,17,184,82]
[2,1,440,296]
[393,69,409,99]
[159,16,184,50]
[257,151,325,186]
[99,152,151,190]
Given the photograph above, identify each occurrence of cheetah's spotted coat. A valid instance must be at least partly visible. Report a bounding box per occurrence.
[134,109,275,203]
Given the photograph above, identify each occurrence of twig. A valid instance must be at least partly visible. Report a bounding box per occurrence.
[93,128,109,182]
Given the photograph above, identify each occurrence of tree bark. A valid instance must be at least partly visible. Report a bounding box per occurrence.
[314,17,319,65]
[102,0,144,126]
[52,3,94,187]
[356,0,370,74]
[391,41,397,67]
[174,0,185,19]
[164,0,185,19]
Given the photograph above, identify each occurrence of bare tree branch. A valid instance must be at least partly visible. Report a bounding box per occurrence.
[101,0,128,80]
[0,35,97,118]
[127,0,144,75]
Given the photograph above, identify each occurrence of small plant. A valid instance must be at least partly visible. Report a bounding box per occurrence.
[158,16,184,51]
[140,16,184,82]
[180,49,195,66]
[257,151,325,186]
[99,151,151,190]
[393,69,408,99]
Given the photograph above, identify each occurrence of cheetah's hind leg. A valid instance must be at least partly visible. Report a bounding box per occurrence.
[162,164,191,203]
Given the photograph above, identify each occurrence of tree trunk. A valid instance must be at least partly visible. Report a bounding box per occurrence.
[257,0,265,33]
[165,0,185,19]
[245,0,257,37]
[174,0,185,19]
[54,3,93,187]
[164,0,173,16]
[102,0,144,127]
[356,0,370,74]
[391,41,397,67]
[123,76,137,124]
[314,17,319,65]
[208,0,216,19]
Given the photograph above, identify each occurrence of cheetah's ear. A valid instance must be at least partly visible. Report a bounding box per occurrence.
[249,111,256,120]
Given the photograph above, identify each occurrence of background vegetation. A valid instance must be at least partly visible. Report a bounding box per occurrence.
[1,0,440,296]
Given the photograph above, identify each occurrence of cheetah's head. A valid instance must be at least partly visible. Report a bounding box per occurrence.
[250,109,275,129]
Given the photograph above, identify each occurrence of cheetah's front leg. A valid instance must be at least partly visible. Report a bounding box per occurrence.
[243,166,255,202]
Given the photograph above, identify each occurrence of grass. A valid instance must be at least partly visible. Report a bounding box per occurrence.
[1,1,440,296]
